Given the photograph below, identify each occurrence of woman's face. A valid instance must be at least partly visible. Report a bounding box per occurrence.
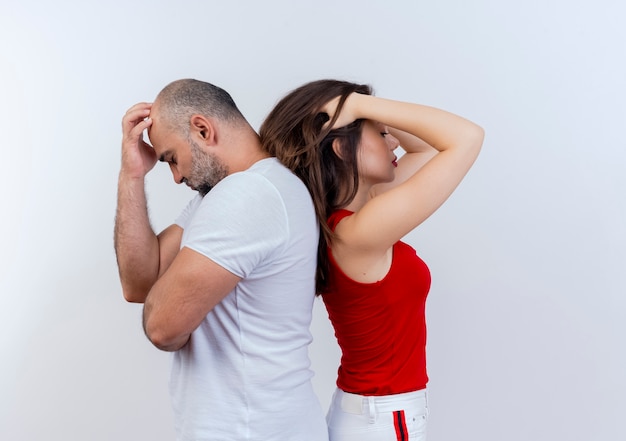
[357,120,400,185]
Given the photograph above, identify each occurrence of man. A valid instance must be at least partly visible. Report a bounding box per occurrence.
[114,79,328,441]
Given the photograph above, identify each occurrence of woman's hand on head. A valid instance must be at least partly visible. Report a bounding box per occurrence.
[322,92,365,130]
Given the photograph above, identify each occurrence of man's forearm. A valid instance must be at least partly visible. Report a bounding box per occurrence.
[114,174,160,303]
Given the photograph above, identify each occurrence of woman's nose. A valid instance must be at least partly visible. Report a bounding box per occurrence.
[389,134,400,150]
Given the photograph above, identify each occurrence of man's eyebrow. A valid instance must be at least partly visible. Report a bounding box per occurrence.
[158,150,172,162]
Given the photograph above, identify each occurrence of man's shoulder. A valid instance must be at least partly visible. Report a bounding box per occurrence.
[246,157,292,179]
[202,160,288,213]
[221,158,300,193]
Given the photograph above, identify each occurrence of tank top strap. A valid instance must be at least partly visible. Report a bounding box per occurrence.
[327,209,354,232]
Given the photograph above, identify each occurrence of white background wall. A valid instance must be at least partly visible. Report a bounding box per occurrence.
[1,1,624,440]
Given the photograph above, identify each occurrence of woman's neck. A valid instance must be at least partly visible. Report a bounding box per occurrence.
[343,184,372,212]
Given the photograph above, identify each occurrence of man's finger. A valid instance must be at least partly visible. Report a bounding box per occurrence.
[125,117,152,142]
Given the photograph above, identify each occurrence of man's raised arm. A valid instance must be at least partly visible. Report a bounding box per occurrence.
[114,102,180,303]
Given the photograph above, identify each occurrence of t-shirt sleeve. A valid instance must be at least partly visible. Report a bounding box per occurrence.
[181,172,289,278]
[175,194,203,229]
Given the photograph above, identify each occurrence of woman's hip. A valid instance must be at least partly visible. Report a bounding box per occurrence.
[326,388,429,441]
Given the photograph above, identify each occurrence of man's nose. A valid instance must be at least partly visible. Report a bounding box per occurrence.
[169,163,184,184]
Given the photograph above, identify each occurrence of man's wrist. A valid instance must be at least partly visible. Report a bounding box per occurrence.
[118,169,147,184]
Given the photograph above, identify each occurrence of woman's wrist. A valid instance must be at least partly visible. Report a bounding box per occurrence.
[349,92,374,120]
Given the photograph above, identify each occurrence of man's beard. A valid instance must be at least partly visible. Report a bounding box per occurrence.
[187,139,229,196]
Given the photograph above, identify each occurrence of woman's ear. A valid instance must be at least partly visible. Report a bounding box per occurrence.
[190,114,216,145]
[331,138,345,160]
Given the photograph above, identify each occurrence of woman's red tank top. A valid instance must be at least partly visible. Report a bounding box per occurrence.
[322,209,431,395]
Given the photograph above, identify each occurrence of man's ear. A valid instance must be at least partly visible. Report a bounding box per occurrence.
[190,114,216,145]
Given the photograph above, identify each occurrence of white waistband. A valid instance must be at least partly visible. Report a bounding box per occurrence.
[337,388,427,415]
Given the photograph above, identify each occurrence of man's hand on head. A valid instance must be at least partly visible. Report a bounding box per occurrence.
[121,102,157,179]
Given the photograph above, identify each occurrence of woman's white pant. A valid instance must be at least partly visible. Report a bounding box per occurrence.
[326,388,429,441]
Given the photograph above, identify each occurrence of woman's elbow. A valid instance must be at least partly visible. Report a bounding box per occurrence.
[466,125,485,156]
[470,123,485,145]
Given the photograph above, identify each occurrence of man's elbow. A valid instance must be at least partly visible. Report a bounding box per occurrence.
[122,290,146,304]
[144,319,188,352]
[121,283,150,304]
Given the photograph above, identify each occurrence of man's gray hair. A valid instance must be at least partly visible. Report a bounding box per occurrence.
[156,79,245,135]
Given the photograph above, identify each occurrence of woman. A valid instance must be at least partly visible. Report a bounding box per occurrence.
[260,80,484,441]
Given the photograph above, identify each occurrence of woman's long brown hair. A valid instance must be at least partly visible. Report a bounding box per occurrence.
[260,80,372,294]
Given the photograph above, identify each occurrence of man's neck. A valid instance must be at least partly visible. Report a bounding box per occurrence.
[224,131,271,174]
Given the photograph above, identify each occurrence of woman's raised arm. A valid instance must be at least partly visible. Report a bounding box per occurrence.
[332,93,484,252]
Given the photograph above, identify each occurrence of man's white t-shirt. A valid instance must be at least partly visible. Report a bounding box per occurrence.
[171,158,327,441]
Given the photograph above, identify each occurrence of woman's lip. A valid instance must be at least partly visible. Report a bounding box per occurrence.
[392,158,398,167]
